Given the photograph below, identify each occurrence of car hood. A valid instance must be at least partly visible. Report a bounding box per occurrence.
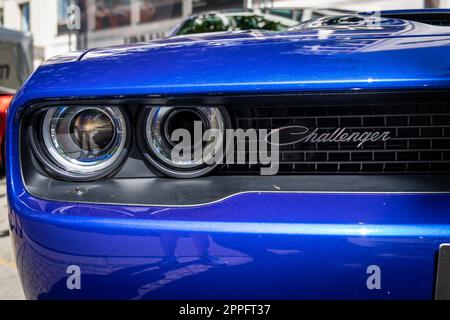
[14,18,450,105]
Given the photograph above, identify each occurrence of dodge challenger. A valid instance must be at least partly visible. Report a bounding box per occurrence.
[6,10,450,300]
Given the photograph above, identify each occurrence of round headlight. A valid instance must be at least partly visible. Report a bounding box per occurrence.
[39,106,128,179]
[142,106,228,178]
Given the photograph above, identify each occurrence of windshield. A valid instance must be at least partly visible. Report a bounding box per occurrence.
[175,13,291,35]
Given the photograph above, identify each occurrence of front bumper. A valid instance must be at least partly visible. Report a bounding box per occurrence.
[8,189,450,300]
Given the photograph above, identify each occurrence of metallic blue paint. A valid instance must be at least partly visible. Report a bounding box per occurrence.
[8,190,450,299]
[6,14,450,299]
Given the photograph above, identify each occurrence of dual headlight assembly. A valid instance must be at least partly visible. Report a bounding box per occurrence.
[27,105,229,181]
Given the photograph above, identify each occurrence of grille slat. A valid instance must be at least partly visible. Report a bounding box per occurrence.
[221,103,450,174]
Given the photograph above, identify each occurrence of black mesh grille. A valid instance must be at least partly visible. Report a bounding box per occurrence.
[220,102,450,174]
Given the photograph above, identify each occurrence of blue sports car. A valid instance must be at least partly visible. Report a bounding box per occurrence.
[7,9,450,300]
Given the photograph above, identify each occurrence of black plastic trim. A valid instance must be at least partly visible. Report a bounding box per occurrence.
[435,244,450,300]
[23,172,450,206]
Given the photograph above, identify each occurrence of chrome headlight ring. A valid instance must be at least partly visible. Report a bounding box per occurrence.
[140,106,229,178]
[30,105,130,181]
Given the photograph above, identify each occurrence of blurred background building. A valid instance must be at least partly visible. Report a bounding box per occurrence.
[0,0,450,68]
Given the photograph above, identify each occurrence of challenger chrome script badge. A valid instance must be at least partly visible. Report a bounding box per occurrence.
[266,126,391,148]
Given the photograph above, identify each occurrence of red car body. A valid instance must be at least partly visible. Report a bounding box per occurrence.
[0,88,15,171]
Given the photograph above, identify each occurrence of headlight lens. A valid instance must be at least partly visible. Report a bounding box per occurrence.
[143,106,227,178]
[40,106,127,177]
